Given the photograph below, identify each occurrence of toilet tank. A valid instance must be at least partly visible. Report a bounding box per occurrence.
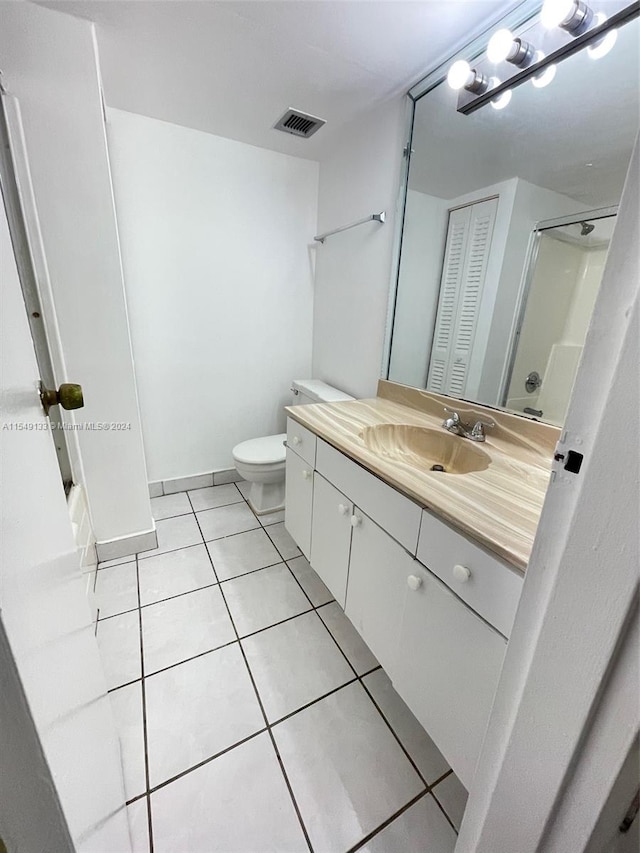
[291,379,354,407]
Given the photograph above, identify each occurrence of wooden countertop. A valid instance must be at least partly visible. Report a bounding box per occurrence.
[285,382,560,573]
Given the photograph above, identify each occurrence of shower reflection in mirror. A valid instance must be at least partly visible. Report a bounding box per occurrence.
[502,210,616,424]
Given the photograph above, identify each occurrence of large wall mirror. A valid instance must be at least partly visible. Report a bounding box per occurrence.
[386,1,639,426]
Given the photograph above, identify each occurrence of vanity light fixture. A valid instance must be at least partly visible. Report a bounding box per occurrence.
[487,28,536,66]
[587,13,619,57]
[447,60,490,93]
[541,0,594,34]
[531,52,558,86]
[449,0,637,114]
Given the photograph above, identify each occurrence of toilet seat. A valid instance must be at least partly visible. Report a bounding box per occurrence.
[232,433,286,466]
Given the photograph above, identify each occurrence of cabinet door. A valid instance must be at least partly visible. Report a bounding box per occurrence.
[345,510,414,676]
[310,474,353,608]
[284,448,314,558]
[393,563,507,788]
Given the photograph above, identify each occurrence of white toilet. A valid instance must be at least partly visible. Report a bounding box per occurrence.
[232,379,354,515]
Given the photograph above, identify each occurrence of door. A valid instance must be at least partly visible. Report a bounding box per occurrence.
[284,447,314,558]
[427,198,497,395]
[0,190,131,848]
[0,95,77,492]
[345,511,413,677]
[310,474,353,608]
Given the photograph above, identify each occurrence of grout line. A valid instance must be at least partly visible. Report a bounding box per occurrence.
[135,521,266,562]
[238,636,314,853]
[346,789,431,853]
[97,603,139,623]
[147,727,268,796]
[309,603,434,802]
[262,523,302,564]
[216,558,286,585]
[188,498,245,514]
[267,676,359,728]
[138,580,219,611]
[143,638,238,681]
[97,558,136,571]
[149,510,192,522]
[135,556,154,853]
[430,782,460,835]
[360,679,430,790]
[256,519,320,616]
[234,606,315,641]
[108,676,142,694]
[430,768,454,789]
[189,490,314,853]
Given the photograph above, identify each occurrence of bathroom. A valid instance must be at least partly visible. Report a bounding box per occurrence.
[0,1,638,852]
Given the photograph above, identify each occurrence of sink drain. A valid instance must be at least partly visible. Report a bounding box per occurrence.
[430,464,445,472]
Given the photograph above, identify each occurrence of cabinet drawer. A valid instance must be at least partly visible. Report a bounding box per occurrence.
[417,510,523,638]
[284,449,314,558]
[286,418,317,467]
[316,439,421,554]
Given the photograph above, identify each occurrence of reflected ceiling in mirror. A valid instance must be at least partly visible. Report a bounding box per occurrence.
[387,6,639,426]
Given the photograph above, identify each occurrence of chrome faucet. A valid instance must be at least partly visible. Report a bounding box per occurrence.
[442,408,495,442]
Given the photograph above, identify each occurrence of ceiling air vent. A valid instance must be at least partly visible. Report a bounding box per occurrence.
[274,108,326,139]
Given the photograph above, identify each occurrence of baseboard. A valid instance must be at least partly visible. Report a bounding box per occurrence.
[149,468,243,497]
[96,526,158,563]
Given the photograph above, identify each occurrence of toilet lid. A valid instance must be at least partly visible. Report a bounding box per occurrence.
[233,433,287,465]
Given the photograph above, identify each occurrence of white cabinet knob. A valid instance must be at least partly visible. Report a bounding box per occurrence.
[453,564,471,583]
[292,436,301,446]
[350,514,362,528]
[407,574,423,591]
[338,503,349,516]
[302,469,312,480]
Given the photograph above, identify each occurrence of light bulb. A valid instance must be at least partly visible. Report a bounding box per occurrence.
[490,88,512,111]
[541,0,576,29]
[587,13,617,59]
[447,60,473,90]
[487,29,515,63]
[531,51,557,88]
[541,0,593,33]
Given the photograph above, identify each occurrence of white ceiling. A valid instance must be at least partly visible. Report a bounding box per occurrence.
[37,0,516,159]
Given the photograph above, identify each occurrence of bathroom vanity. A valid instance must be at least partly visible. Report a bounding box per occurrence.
[284,380,558,788]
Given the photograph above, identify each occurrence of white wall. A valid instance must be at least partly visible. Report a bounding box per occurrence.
[0,3,153,547]
[387,189,447,388]
[106,108,318,481]
[312,97,409,399]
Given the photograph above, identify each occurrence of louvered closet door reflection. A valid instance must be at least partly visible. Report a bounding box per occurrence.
[427,198,497,396]
[427,206,470,393]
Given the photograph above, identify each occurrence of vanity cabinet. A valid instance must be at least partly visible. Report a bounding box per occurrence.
[309,474,352,608]
[393,563,507,787]
[285,417,522,788]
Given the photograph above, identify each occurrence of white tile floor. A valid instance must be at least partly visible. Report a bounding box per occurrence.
[96,481,466,852]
